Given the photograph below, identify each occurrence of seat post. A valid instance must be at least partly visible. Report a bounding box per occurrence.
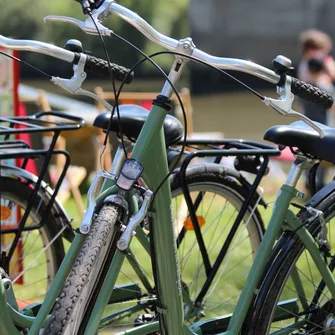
[286,155,319,188]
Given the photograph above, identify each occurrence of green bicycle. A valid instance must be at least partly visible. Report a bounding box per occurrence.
[1,0,335,334]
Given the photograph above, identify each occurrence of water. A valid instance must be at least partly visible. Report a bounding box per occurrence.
[190,91,297,142]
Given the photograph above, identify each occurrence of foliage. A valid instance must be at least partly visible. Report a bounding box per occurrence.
[0,1,189,78]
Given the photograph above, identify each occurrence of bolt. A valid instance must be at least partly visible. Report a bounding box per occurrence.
[117,240,127,250]
[296,191,305,199]
[132,231,136,236]
[120,224,127,232]
[80,224,90,234]
[3,279,11,290]
[81,73,86,78]
[183,43,189,49]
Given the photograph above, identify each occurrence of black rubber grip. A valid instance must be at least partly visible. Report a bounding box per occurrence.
[291,77,333,109]
[84,55,134,84]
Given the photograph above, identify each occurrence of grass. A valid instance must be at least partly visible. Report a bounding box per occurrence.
[7,173,335,333]
[60,186,276,331]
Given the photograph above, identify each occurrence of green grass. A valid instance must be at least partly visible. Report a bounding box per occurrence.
[62,189,276,331]
[9,181,335,333]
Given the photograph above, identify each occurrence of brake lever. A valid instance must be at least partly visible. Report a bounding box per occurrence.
[263,76,325,138]
[44,15,112,36]
[44,0,114,36]
[51,53,115,112]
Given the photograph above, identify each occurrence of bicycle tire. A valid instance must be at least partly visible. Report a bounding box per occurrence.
[45,203,121,335]
[0,177,65,307]
[244,189,335,334]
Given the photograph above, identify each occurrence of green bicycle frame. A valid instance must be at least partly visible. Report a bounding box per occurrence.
[0,112,331,335]
[2,116,335,335]
[221,160,335,335]
[83,101,187,335]
[2,60,335,335]
[80,57,193,335]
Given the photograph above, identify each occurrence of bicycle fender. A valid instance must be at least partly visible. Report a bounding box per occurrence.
[171,163,268,208]
[307,179,335,209]
[0,165,74,241]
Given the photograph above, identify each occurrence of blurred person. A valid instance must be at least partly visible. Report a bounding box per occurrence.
[298,29,335,82]
[298,29,335,191]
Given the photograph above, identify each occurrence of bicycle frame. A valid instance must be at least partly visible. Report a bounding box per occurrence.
[14,56,187,335]
[1,86,334,335]
[80,153,335,335]
[190,158,335,335]
[84,103,188,335]
[0,98,330,335]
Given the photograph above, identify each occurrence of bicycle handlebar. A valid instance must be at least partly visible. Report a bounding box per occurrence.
[84,55,134,83]
[108,2,281,85]
[106,2,333,109]
[0,1,333,109]
[0,35,76,63]
[0,35,134,84]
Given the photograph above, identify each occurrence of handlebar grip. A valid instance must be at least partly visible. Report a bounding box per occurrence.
[291,77,333,109]
[84,55,134,84]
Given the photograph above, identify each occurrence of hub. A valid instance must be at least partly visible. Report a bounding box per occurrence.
[325,315,335,334]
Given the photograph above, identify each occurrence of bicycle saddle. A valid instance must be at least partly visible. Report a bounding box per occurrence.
[93,104,184,146]
[264,121,335,163]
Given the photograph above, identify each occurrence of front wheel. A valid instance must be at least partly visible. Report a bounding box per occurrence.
[244,189,335,334]
[45,204,122,335]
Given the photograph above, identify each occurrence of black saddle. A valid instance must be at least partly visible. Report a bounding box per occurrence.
[93,105,184,146]
[264,121,335,163]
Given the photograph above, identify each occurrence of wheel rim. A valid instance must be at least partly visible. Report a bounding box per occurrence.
[173,181,262,321]
[0,192,58,308]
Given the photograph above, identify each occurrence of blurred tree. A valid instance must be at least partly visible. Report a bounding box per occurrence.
[0,0,189,79]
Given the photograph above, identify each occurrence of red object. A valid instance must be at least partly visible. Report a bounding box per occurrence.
[13,53,25,285]
[15,103,38,175]
[272,146,295,162]
[141,100,152,110]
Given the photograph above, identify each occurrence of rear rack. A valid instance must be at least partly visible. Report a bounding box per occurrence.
[0,111,85,269]
[0,110,84,137]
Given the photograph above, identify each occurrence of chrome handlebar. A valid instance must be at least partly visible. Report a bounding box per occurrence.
[108,2,280,84]
[0,35,75,63]
[44,0,281,84]
[0,1,325,137]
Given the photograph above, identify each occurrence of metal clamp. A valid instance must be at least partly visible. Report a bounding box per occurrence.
[176,37,196,59]
[304,207,330,251]
[44,0,114,36]
[117,190,153,250]
[80,170,116,234]
[263,76,325,138]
